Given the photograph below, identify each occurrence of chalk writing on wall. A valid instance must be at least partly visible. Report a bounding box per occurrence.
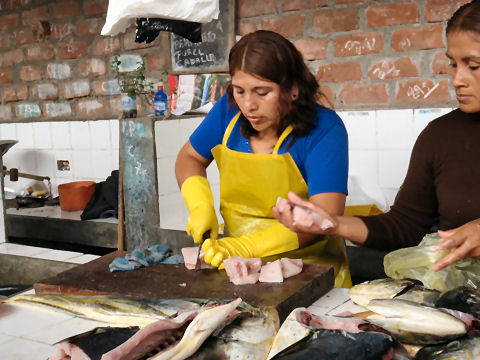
[170,0,235,74]
[407,82,440,99]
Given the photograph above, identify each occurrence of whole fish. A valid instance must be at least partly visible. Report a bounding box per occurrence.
[415,330,480,360]
[435,286,480,320]
[271,329,393,360]
[150,297,242,360]
[359,299,467,345]
[349,278,414,306]
[189,306,279,360]
[7,294,209,327]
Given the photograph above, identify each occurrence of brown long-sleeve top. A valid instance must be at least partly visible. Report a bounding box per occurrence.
[361,109,480,250]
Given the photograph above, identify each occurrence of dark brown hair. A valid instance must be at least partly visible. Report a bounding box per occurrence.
[447,0,480,35]
[226,30,322,141]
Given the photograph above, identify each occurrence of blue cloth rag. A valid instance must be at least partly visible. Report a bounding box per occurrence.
[109,244,184,272]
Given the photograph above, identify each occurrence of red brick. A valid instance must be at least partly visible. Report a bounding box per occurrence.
[0,70,13,84]
[76,99,106,117]
[62,80,90,99]
[316,62,362,83]
[58,42,88,59]
[238,21,258,36]
[123,31,156,50]
[26,44,55,61]
[282,0,327,11]
[20,65,42,81]
[238,0,278,18]
[424,0,470,22]
[318,85,334,108]
[145,51,169,71]
[396,79,450,103]
[51,23,73,40]
[51,1,80,18]
[75,18,104,37]
[22,6,48,26]
[6,0,31,9]
[392,25,445,52]
[14,28,36,45]
[366,2,418,27]
[312,8,359,34]
[262,14,305,37]
[43,102,72,118]
[32,83,59,100]
[0,34,11,49]
[46,63,72,79]
[335,0,363,3]
[369,57,419,80]
[78,58,106,77]
[339,83,389,105]
[3,85,28,102]
[0,105,12,121]
[83,0,108,15]
[0,14,19,30]
[91,37,120,55]
[294,38,327,60]
[0,49,25,67]
[334,33,383,57]
[432,51,451,75]
[93,79,120,96]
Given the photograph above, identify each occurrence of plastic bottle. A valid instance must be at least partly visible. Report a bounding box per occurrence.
[154,84,168,116]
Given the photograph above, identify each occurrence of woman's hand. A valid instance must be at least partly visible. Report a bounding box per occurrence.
[273,192,337,235]
[432,219,480,271]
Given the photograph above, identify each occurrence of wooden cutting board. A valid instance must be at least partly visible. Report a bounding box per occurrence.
[34,251,334,322]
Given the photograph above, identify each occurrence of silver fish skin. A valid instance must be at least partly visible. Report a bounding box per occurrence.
[150,297,242,360]
[7,294,204,327]
[363,299,467,345]
[349,278,414,306]
[189,306,279,360]
[395,285,440,307]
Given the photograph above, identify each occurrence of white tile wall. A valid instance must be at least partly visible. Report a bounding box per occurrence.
[0,120,119,197]
[0,108,453,232]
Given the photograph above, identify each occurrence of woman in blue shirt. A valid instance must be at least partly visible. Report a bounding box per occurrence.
[175,30,351,287]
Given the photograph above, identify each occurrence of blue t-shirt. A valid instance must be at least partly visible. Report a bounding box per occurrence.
[190,95,348,196]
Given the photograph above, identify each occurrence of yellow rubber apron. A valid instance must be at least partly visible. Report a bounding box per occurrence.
[211,113,352,288]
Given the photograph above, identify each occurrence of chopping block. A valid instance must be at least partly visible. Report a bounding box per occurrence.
[34,251,334,322]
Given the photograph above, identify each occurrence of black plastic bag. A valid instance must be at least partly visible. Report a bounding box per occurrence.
[135,18,202,44]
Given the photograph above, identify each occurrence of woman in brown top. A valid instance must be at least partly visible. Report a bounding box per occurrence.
[274,0,480,272]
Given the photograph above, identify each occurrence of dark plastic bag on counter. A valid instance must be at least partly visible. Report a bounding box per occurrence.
[135,18,202,44]
[384,233,480,293]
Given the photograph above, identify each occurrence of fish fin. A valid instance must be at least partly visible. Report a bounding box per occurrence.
[346,310,377,319]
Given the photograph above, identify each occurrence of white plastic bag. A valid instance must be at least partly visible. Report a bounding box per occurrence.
[101,0,220,36]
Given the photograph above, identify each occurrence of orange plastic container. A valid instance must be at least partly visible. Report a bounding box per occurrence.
[58,181,95,211]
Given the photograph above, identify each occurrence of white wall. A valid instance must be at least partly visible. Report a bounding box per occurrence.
[0,107,453,233]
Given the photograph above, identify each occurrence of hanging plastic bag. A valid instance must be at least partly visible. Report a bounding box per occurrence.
[384,233,480,293]
[135,18,202,44]
[101,0,219,36]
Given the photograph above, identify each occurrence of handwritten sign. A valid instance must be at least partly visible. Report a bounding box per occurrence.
[170,0,235,74]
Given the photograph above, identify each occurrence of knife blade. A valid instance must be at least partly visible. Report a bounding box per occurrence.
[195,230,211,270]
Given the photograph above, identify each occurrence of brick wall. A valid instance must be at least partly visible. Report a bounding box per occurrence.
[239,0,470,109]
[0,0,469,123]
[0,0,170,122]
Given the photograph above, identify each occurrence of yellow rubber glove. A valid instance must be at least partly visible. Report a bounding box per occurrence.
[202,223,299,268]
[181,176,219,244]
